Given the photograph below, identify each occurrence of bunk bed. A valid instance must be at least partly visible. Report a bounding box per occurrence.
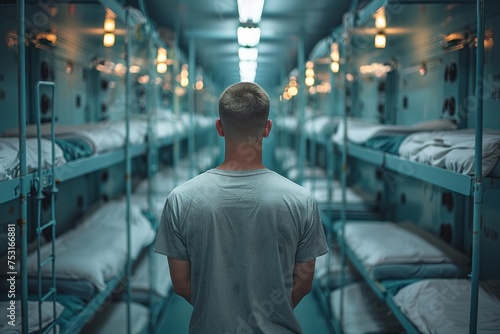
[319,1,499,333]
[0,137,66,182]
[275,115,381,222]
[318,219,473,334]
[7,199,155,333]
[331,118,500,187]
[23,199,155,293]
[0,300,64,333]
[330,281,405,334]
[0,0,218,333]
[393,278,500,334]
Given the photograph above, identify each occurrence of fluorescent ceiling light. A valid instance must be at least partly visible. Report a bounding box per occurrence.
[238,47,258,61]
[238,0,265,24]
[239,60,258,72]
[237,26,261,47]
[240,71,256,82]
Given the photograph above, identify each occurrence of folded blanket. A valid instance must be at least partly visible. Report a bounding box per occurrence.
[398,129,500,176]
[332,118,457,144]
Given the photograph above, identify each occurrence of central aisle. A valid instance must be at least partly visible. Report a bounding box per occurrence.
[156,292,333,333]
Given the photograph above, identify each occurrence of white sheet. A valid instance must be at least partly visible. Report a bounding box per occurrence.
[3,119,148,153]
[155,119,177,139]
[276,116,298,131]
[398,129,500,176]
[21,199,156,292]
[302,180,368,204]
[394,279,500,334]
[304,115,339,137]
[330,282,404,334]
[131,252,172,297]
[332,118,457,144]
[0,137,66,181]
[342,221,459,270]
[0,300,64,333]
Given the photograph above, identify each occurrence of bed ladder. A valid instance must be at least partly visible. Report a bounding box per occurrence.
[34,81,59,334]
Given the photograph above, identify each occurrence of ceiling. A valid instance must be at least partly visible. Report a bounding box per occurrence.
[143,0,353,91]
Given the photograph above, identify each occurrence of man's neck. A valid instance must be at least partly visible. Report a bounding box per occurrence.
[216,140,265,171]
[216,160,265,171]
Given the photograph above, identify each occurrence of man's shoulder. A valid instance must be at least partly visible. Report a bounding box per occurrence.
[265,171,315,199]
[166,171,211,197]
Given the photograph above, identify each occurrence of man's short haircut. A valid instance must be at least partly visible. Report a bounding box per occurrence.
[219,82,270,137]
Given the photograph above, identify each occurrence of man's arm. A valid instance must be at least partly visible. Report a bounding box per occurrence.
[291,259,316,308]
[167,257,192,305]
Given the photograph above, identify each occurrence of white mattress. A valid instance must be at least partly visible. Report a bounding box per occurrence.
[330,282,404,334]
[394,279,500,334]
[155,119,177,139]
[0,137,66,182]
[303,180,367,204]
[276,116,298,131]
[304,115,339,137]
[22,199,156,291]
[332,118,457,145]
[80,302,149,334]
[398,128,500,176]
[0,300,64,333]
[131,252,172,297]
[342,221,469,271]
[3,119,148,154]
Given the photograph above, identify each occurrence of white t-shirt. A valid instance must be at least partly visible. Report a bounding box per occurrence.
[154,168,329,334]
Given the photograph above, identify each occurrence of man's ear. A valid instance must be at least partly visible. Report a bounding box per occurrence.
[216,118,225,137]
[263,119,272,138]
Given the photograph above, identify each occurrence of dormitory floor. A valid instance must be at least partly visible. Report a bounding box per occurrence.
[156,292,333,333]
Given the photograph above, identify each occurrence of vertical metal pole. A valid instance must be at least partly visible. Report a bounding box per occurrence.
[469,0,484,333]
[50,82,58,334]
[147,22,157,334]
[17,1,29,333]
[125,8,132,334]
[327,62,336,202]
[173,13,181,182]
[173,47,180,181]
[297,38,306,185]
[339,2,358,331]
[188,38,196,178]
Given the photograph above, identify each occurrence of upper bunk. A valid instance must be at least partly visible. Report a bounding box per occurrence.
[332,118,500,196]
[275,0,500,197]
[0,1,218,204]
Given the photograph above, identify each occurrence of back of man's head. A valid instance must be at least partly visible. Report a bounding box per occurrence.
[219,82,270,139]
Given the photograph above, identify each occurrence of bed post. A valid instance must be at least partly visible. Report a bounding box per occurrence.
[469,0,485,333]
[124,7,132,334]
[17,0,29,333]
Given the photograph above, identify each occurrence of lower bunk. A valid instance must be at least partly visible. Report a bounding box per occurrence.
[313,219,499,333]
[3,198,169,333]
[0,300,64,333]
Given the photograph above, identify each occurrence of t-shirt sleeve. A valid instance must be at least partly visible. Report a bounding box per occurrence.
[154,194,189,260]
[295,199,329,263]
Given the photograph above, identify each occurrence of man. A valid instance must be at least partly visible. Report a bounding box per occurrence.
[154,82,328,333]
